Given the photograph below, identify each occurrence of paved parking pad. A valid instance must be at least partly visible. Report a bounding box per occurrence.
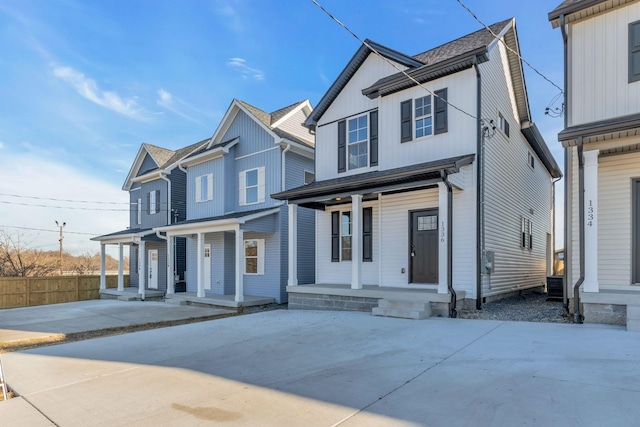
[1,310,640,426]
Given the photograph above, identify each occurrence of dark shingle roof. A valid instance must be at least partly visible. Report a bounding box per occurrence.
[184,137,239,160]
[270,100,306,125]
[168,206,279,227]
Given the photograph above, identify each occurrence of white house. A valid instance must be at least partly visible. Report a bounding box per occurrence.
[550,0,640,329]
[273,18,561,318]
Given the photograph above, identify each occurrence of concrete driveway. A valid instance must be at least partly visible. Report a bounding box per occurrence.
[1,310,640,426]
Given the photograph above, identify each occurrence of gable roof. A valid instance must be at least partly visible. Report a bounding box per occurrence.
[548,0,634,27]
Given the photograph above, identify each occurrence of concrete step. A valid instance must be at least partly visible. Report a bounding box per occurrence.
[372,307,430,320]
[377,299,430,311]
[118,295,139,302]
[627,305,640,332]
[164,297,188,306]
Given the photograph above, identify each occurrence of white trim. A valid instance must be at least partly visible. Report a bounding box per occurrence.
[155,207,281,235]
[239,167,265,206]
[129,187,141,192]
[195,173,214,203]
[149,190,158,215]
[243,238,265,275]
[235,146,279,161]
[270,100,312,128]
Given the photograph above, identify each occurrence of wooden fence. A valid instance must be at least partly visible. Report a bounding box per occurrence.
[0,275,130,309]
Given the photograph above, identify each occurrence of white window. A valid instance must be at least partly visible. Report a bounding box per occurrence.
[304,170,315,185]
[137,198,142,225]
[149,190,158,215]
[195,173,213,203]
[244,239,265,275]
[528,152,535,169]
[341,211,352,261]
[239,167,265,205]
[415,95,432,138]
[348,115,368,170]
[498,112,510,137]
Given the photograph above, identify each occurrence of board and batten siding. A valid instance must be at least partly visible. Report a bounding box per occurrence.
[140,179,168,228]
[479,39,553,296]
[137,153,158,177]
[186,156,225,220]
[169,168,187,222]
[276,108,313,146]
[316,201,380,285]
[569,2,640,126]
[225,110,277,159]
[233,146,282,213]
[129,183,141,229]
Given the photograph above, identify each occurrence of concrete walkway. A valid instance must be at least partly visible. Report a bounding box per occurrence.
[0,300,233,346]
[1,310,639,426]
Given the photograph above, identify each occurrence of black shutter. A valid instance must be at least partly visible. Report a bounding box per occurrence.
[155,190,161,214]
[505,120,510,137]
[434,88,448,135]
[362,207,373,262]
[369,110,378,166]
[337,120,346,173]
[147,192,151,214]
[630,21,640,82]
[331,211,340,262]
[400,100,412,143]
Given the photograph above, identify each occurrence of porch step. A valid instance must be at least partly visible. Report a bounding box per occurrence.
[627,305,640,332]
[118,295,138,302]
[164,296,188,306]
[372,299,431,320]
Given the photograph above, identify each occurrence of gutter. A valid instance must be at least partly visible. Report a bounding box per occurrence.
[560,14,572,317]
[281,143,291,192]
[474,56,483,310]
[574,136,585,324]
[441,171,456,317]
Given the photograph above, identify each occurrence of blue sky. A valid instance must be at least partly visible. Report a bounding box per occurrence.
[0,0,566,255]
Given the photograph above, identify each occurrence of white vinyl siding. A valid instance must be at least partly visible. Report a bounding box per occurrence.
[244,238,265,275]
[239,167,265,206]
[195,173,213,203]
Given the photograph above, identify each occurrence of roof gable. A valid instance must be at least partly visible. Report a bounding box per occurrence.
[548,0,632,27]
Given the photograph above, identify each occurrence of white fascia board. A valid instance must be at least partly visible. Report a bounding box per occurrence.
[179,143,232,168]
[91,229,155,244]
[122,145,152,191]
[131,170,167,184]
[279,139,314,159]
[234,101,280,141]
[271,100,312,128]
[155,207,280,236]
[487,18,514,51]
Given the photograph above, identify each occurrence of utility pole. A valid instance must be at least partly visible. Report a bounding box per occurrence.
[55,220,66,275]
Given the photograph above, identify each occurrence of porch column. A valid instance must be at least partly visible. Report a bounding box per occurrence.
[166,235,174,294]
[99,244,106,291]
[437,182,449,294]
[197,233,205,298]
[235,227,244,302]
[117,243,124,292]
[351,194,363,290]
[583,149,600,292]
[288,203,298,286]
[139,241,146,300]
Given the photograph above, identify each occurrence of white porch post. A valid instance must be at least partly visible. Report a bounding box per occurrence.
[99,244,106,291]
[139,241,146,300]
[235,227,244,302]
[437,182,449,294]
[197,233,205,298]
[166,235,174,295]
[288,203,298,286]
[583,149,600,292]
[351,194,363,290]
[117,243,124,292]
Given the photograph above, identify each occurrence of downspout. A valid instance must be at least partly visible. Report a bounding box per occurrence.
[552,176,562,275]
[574,136,585,324]
[441,171,456,318]
[281,143,291,191]
[560,14,572,316]
[159,173,171,225]
[474,56,483,310]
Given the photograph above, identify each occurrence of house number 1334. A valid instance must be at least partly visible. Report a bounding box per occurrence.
[440,221,445,243]
[587,200,595,227]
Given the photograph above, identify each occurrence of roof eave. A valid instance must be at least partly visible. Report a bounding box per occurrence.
[521,123,563,178]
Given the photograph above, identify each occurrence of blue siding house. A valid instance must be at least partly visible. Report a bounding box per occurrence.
[156,99,315,304]
[92,141,206,298]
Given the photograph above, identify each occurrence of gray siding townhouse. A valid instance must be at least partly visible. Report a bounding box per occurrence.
[155,99,315,305]
[92,141,206,298]
[274,18,561,318]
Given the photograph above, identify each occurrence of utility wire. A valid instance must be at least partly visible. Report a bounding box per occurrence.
[0,193,130,205]
[309,0,485,124]
[0,225,97,236]
[0,200,131,212]
[455,0,564,95]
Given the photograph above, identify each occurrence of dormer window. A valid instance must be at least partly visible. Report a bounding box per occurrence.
[348,115,368,170]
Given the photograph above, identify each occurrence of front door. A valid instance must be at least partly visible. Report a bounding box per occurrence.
[410,209,439,284]
[634,180,640,284]
[204,244,212,290]
[148,249,158,289]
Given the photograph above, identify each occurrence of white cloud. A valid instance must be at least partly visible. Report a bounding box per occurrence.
[52,65,148,121]
[0,153,129,258]
[227,57,264,81]
[214,1,244,33]
[156,88,211,125]
[0,142,4,149]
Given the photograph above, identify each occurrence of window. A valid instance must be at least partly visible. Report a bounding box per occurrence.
[630,21,640,82]
[331,208,373,262]
[244,239,264,275]
[239,167,265,205]
[348,115,368,170]
[521,217,533,250]
[400,88,448,143]
[195,174,213,203]
[529,220,533,250]
[498,112,510,137]
[415,95,433,138]
[304,171,315,185]
[137,198,141,225]
[148,190,160,215]
[528,152,535,169]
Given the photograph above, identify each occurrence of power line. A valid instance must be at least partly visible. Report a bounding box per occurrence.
[455,0,564,95]
[0,193,130,205]
[0,225,98,236]
[309,0,484,124]
[0,200,131,212]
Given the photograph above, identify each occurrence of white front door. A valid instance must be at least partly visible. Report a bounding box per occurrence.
[204,244,212,290]
[148,249,158,289]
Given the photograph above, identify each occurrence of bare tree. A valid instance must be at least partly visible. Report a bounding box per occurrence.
[0,231,57,277]
[70,252,99,275]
